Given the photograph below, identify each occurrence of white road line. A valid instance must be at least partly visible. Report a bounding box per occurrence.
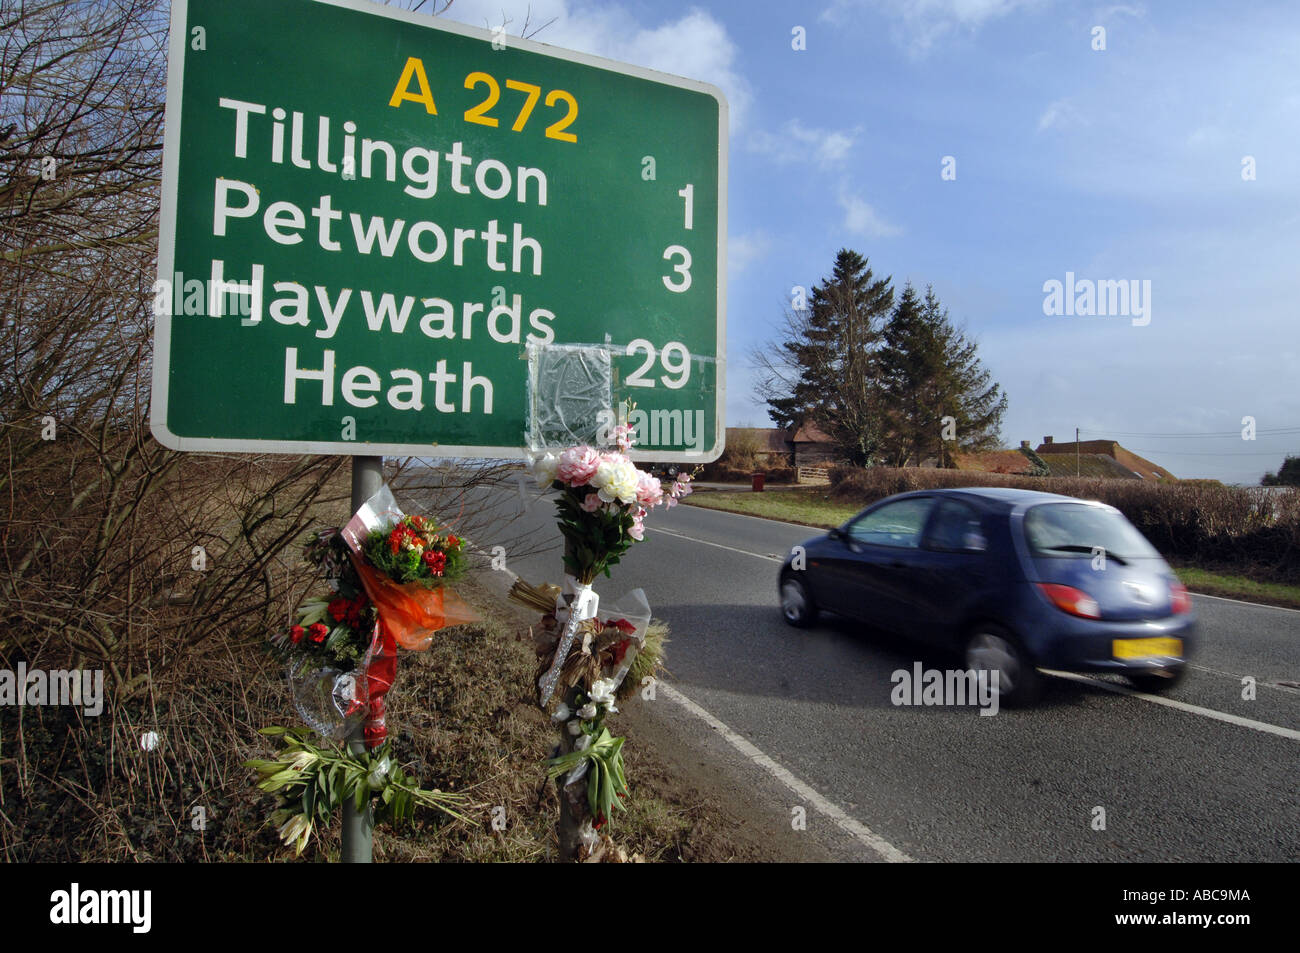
[647,526,784,562]
[1189,591,1300,614]
[1187,663,1300,694]
[685,498,831,532]
[659,682,914,863]
[1044,671,1300,742]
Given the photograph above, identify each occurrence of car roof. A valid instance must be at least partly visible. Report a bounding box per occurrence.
[889,486,1100,509]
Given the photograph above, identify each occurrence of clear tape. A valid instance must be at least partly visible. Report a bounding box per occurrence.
[341,483,404,553]
[599,587,651,693]
[526,342,612,451]
[287,657,364,741]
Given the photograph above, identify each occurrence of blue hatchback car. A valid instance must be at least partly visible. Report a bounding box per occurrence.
[778,487,1195,705]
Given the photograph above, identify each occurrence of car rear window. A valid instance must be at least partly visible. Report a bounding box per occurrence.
[1023,503,1159,560]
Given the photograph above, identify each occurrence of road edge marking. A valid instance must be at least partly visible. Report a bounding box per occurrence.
[1044,671,1300,741]
[1187,591,1300,615]
[647,525,784,562]
[659,682,914,862]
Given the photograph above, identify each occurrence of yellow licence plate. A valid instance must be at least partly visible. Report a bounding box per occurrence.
[1113,637,1183,660]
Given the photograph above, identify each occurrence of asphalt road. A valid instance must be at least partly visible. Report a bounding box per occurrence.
[475,482,1300,862]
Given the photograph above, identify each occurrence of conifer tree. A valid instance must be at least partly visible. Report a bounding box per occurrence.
[754,249,893,466]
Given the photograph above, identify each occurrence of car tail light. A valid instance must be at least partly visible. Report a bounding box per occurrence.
[1037,583,1101,619]
[1169,581,1192,614]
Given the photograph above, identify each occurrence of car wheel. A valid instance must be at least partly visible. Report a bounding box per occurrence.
[1127,666,1185,693]
[964,624,1042,706]
[780,575,817,628]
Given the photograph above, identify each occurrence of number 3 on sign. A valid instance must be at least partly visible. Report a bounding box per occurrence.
[662,245,691,293]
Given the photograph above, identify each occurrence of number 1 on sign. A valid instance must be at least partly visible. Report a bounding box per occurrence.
[678,184,693,230]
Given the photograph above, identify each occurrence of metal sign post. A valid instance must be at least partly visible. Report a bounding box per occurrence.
[342,454,383,863]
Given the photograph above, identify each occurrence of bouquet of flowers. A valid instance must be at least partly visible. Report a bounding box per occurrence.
[530,424,693,586]
[361,514,466,587]
[342,485,479,654]
[518,416,688,857]
[272,530,376,672]
[528,424,690,707]
[510,580,668,850]
[251,486,485,858]
[267,530,383,741]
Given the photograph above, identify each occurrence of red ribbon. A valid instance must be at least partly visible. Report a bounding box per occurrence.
[358,621,397,748]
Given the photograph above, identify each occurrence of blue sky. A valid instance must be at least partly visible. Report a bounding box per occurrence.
[432,0,1300,483]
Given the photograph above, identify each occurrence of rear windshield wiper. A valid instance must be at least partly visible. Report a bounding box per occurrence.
[1039,544,1129,566]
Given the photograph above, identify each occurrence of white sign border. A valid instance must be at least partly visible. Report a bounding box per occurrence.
[151,0,728,462]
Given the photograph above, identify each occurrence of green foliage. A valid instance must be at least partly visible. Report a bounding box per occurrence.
[546,726,629,827]
[1261,455,1300,486]
[246,726,471,856]
[553,486,636,583]
[1017,444,1052,477]
[362,517,466,587]
[877,283,1007,466]
[763,248,894,466]
[757,251,1007,470]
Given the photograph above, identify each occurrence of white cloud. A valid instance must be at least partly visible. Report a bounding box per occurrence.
[427,1,752,130]
[1098,4,1145,20]
[839,191,902,237]
[749,120,859,167]
[727,231,773,275]
[1037,97,1086,132]
[821,0,1049,55]
[1185,125,1224,148]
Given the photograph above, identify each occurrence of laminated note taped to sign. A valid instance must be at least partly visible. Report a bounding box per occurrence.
[526,343,612,450]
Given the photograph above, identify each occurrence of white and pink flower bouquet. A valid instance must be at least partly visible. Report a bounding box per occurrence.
[518,421,692,857]
[530,424,693,586]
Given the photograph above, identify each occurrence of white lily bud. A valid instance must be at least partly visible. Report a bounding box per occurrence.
[589,678,618,706]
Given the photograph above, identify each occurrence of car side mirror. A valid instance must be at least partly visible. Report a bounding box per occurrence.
[828,527,844,542]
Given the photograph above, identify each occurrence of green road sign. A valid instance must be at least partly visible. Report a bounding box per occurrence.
[152,0,726,461]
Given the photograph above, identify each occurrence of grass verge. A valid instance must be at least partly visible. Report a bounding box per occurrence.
[686,486,852,529]
[1,569,795,862]
[1169,565,1300,611]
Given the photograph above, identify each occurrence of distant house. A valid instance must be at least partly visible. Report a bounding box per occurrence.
[790,422,839,467]
[950,436,1176,481]
[724,427,794,466]
[722,424,840,468]
[1035,436,1176,482]
[951,446,1040,475]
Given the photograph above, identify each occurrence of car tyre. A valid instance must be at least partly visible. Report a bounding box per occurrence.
[780,575,817,628]
[964,624,1043,707]
[1127,665,1185,693]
